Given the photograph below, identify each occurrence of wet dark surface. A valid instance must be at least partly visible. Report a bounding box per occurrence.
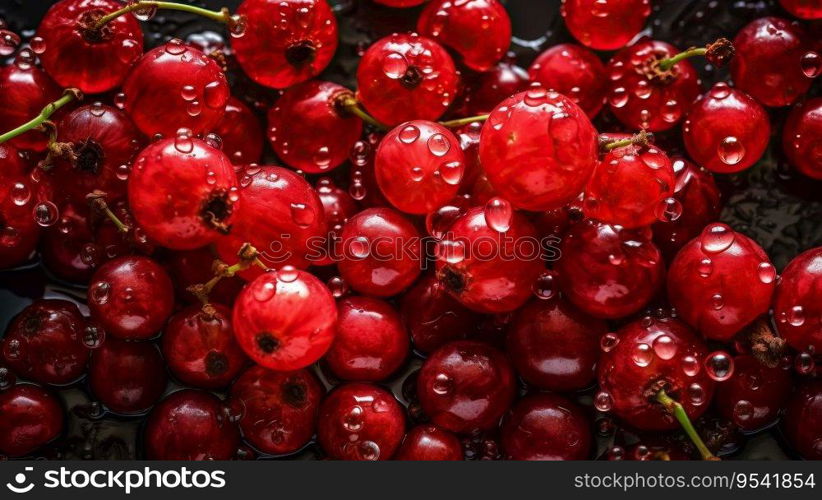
[0,0,818,460]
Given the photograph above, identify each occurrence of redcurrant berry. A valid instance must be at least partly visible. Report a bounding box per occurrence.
[394,425,463,460]
[89,337,167,415]
[163,247,244,306]
[773,247,821,354]
[0,59,62,151]
[779,0,822,19]
[501,393,591,460]
[782,97,822,180]
[40,203,96,282]
[530,43,606,118]
[715,354,792,432]
[0,168,41,269]
[213,96,263,165]
[457,59,529,116]
[0,384,63,457]
[561,0,651,51]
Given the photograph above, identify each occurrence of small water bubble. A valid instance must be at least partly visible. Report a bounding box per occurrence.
[709,82,731,99]
[0,29,21,57]
[82,324,105,349]
[800,51,821,78]
[228,14,248,38]
[523,86,547,106]
[532,272,557,300]
[80,243,100,266]
[11,182,30,206]
[438,161,463,185]
[717,136,745,166]
[398,124,420,144]
[117,38,140,64]
[204,81,227,109]
[0,366,15,391]
[655,197,682,222]
[29,36,45,54]
[590,0,610,17]
[327,276,348,298]
[427,133,450,157]
[432,373,453,395]
[697,258,713,277]
[33,201,58,227]
[732,400,754,422]
[313,146,331,169]
[705,351,734,381]
[795,351,814,375]
[609,87,628,108]
[181,85,197,101]
[437,239,465,264]
[114,92,126,109]
[757,262,776,284]
[688,383,706,405]
[382,52,408,79]
[342,406,364,431]
[788,305,805,326]
[632,343,653,367]
[483,197,512,233]
[426,203,464,239]
[349,236,370,259]
[89,281,111,305]
[594,391,613,412]
[134,3,159,21]
[700,223,735,254]
[710,293,724,310]
[410,166,425,181]
[253,280,277,302]
[174,128,194,153]
[276,265,299,283]
[205,133,223,150]
[681,355,700,377]
[290,203,316,227]
[600,332,620,352]
[356,440,380,461]
[652,335,677,360]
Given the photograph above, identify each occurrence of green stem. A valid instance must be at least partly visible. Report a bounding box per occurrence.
[336,94,386,129]
[87,193,130,233]
[439,114,490,128]
[658,47,706,71]
[94,1,231,29]
[656,389,718,461]
[0,90,80,144]
[601,130,653,152]
[187,243,261,304]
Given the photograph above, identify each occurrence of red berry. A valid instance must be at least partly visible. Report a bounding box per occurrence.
[605,40,702,131]
[230,365,324,455]
[89,338,167,415]
[0,157,41,269]
[556,220,663,319]
[267,80,362,173]
[144,389,240,460]
[40,203,96,282]
[529,43,606,118]
[561,0,651,51]
[597,316,716,430]
[37,0,143,94]
[457,59,529,116]
[314,176,360,266]
[779,0,822,19]
[128,137,239,250]
[479,89,598,211]
[394,424,463,460]
[213,96,263,165]
[0,384,63,457]
[667,223,776,342]
[317,382,406,460]
[454,121,485,193]
[163,247,244,306]
[325,296,409,381]
[417,0,511,72]
[501,393,591,460]
[375,120,464,214]
[123,39,229,137]
[506,297,607,391]
[715,355,792,432]
[162,304,247,389]
[87,255,175,340]
[783,380,822,460]
[730,17,814,108]
[232,268,337,371]
[773,247,822,353]
[338,207,422,297]
[417,340,515,433]
[0,59,62,151]
[357,33,458,126]
[682,83,770,174]
[373,0,426,6]
[782,97,822,180]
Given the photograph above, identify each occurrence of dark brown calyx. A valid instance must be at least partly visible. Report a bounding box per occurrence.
[256,332,280,354]
[282,379,308,408]
[79,9,113,43]
[285,40,317,67]
[400,65,423,89]
[747,318,786,368]
[205,351,229,376]
[200,189,233,234]
[704,38,735,67]
[74,139,105,175]
[440,266,466,295]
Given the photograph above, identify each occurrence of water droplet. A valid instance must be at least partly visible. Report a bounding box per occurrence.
[164,38,186,55]
[228,14,248,38]
[697,258,713,277]
[483,197,512,233]
[253,279,277,302]
[523,86,547,106]
[276,265,298,283]
[356,440,380,461]
[187,100,202,117]
[609,87,628,108]
[135,3,158,20]
[437,239,465,264]
[757,262,776,284]
[382,52,408,79]
[349,236,370,259]
[398,124,420,144]
[174,128,194,154]
[705,351,734,381]
[33,201,58,227]
[181,85,197,101]
[634,79,652,99]
[0,29,21,57]
[688,383,706,405]
[717,136,745,166]
[205,133,223,150]
[290,203,315,227]
[788,305,805,326]
[327,276,348,298]
[342,406,363,431]
[710,293,724,310]
[427,133,450,157]
[709,82,731,99]
[82,324,105,349]
[438,161,463,185]
[700,223,735,254]
[114,92,126,109]
[681,355,701,377]
[89,281,111,305]
[204,81,227,109]
[594,391,613,412]
[632,343,653,367]
[800,51,821,78]
[532,272,557,300]
[795,351,814,375]
[11,182,30,206]
[118,38,140,64]
[426,203,464,239]
[410,166,424,181]
[433,373,453,395]
[600,332,620,352]
[652,335,677,360]
[733,400,754,423]
[655,197,682,222]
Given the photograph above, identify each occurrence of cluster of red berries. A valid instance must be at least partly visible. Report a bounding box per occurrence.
[0,0,820,461]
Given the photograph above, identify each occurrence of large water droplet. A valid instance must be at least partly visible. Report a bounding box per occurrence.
[717,136,745,166]
[632,343,653,367]
[427,133,450,157]
[700,223,735,254]
[483,197,512,233]
[705,351,734,381]
[382,52,408,79]
[33,201,58,227]
[652,335,677,360]
[800,51,821,78]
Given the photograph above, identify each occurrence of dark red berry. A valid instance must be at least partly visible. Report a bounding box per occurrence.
[89,338,167,415]
[529,43,606,118]
[457,58,529,116]
[782,97,822,180]
[163,247,244,306]
[0,384,63,457]
[779,0,822,19]
[501,392,591,460]
[213,96,263,165]
[394,424,463,460]
[314,176,359,267]
[0,158,41,268]
[773,247,821,354]
[715,355,792,432]
[40,202,96,283]
[561,0,651,51]
[0,59,62,151]
[783,380,822,460]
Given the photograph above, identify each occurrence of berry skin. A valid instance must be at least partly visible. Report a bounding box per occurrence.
[230,365,324,455]
[267,81,362,173]
[40,203,96,283]
[338,207,422,297]
[37,0,143,94]
[782,97,822,180]
[213,97,264,165]
[506,298,607,391]
[123,39,229,137]
[162,305,247,389]
[529,43,606,118]
[667,223,776,342]
[87,255,175,340]
[2,299,88,385]
[325,296,410,381]
[597,317,716,431]
[501,393,591,460]
[783,380,822,460]
[232,268,337,371]
[715,355,792,432]
[479,89,598,211]
[394,425,464,460]
[144,389,240,460]
[314,176,360,267]
[417,0,511,72]
[417,340,516,433]
[584,142,675,229]
[0,60,62,151]
[435,206,545,314]
[317,383,406,460]
[0,167,41,269]
[605,40,702,132]
[89,338,167,415]
[683,83,771,174]
[233,0,338,89]
[357,33,458,126]
[458,59,529,116]
[375,120,464,215]
[128,137,239,250]
[731,17,814,108]
[561,0,651,51]
[773,247,822,354]
[163,247,244,306]
[779,0,822,19]
[0,384,64,457]
[556,220,663,319]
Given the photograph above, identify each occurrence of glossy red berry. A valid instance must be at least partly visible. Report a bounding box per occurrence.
[773,247,822,354]
[357,33,458,126]
[0,59,62,151]
[783,380,822,460]
[123,39,229,137]
[782,97,822,180]
[376,121,464,214]
[314,177,359,267]
[529,43,606,118]
[213,96,263,165]
[731,17,814,107]
[89,338,167,415]
[338,207,422,297]
[417,340,515,433]
[144,389,240,460]
[232,268,337,371]
[0,150,41,269]
[87,255,175,340]
[233,0,338,89]
[267,81,362,174]
[230,365,324,455]
[501,393,591,460]
[561,0,651,51]
[457,59,529,116]
[37,0,143,94]
[479,89,598,211]
[394,424,463,460]
[162,305,247,389]
[163,247,244,306]
[556,220,663,319]
[779,0,822,19]
[128,137,239,250]
[715,355,792,432]
[683,83,770,174]
[417,0,511,72]
[0,384,63,457]
[506,297,607,391]
[40,203,96,282]
[667,223,776,342]
[317,383,406,460]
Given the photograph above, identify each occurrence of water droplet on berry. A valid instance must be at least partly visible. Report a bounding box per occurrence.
[756,262,776,284]
[357,441,380,461]
[427,133,450,156]
[410,166,425,181]
[174,128,194,153]
[181,85,197,101]
[438,161,463,185]
[655,197,682,222]
[290,203,316,227]
[705,351,734,381]
[523,86,547,106]
[134,3,158,20]
[800,51,821,78]
[205,133,223,150]
[349,236,370,259]
[652,335,677,360]
[483,197,512,233]
[717,136,745,166]
[594,391,613,412]
[433,373,453,395]
[276,265,298,283]
[82,324,106,349]
[114,92,126,109]
[90,281,111,305]
[204,81,227,109]
[600,332,619,352]
[164,38,186,55]
[681,355,700,377]
[0,366,15,391]
[11,182,30,206]
[327,276,348,298]
[437,239,466,264]
[532,272,557,300]
[29,36,45,54]
[382,52,408,79]
[398,124,420,144]
[253,280,277,302]
[342,406,363,431]
[426,203,464,239]
[32,201,58,227]
[795,351,814,375]
[688,383,706,405]
[700,223,735,254]
[709,82,731,99]
[632,343,653,367]
[80,243,100,265]
[0,29,20,57]
[788,305,805,326]
[609,87,629,108]
[228,14,248,38]
[710,293,724,310]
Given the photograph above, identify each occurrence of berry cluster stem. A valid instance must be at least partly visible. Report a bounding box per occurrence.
[94,1,233,29]
[0,89,81,144]
[87,191,130,233]
[439,114,490,128]
[657,38,735,72]
[601,130,654,152]
[336,93,387,129]
[187,243,267,305]
[656,389,718,461]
